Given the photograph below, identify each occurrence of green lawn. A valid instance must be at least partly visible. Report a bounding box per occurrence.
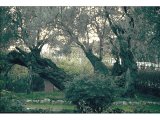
[110,92,160,113]
[114,92,160,102]
[25,103,76,112]
[16,91,65,100]
[16,91,76,113]
[15,91,160,113]
[109,104,160,113]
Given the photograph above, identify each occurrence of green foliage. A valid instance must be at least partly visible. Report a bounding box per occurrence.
[1,65,45,93]
[0,7,21,43]
[133,104,150,113]
[0,52,9,74]
[123,69,136,97]
[0,90,25,113]
[138,70,160,83]
[31,74,44,92]
[136,70,160,96]
[2,65,29,92]
[6,74,44,93]
[65,74,115,113]
[11,76,28,93]
[0,80,5,90]
[57,58,93,76]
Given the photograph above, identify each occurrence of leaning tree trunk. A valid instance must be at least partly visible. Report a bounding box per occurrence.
[7,47,69,91]
[60,22,109,76]
[85,50,109,75]
[75,40,109,75]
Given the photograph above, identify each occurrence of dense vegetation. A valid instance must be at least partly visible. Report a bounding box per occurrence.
[0,6,160,113]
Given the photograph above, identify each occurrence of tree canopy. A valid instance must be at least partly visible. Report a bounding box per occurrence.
[1,6,160,94]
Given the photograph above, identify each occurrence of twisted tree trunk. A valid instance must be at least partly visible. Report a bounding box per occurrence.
[7,46,69,91]
[105,7,138,97]
[85,50,109,75]
[75,39,109,75]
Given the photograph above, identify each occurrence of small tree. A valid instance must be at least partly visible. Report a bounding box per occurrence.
[65,74,115,113]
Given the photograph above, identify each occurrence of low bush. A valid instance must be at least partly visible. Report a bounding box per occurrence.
[65,74,116,113]
[1,73,44,93]
[11,76,28,93]
[31,74,44,92]
[0,80,5,90]
[136,70,160,97]
[0,90,25,113]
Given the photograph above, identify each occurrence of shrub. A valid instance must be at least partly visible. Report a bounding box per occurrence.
[0,90,25,113]
[11,76,28,93]
[31,74,44,92]
[0,80,5,90]
[10,74,44,93]
[136,70,160,97]
[65,74,115,113]
[133,104,151,113]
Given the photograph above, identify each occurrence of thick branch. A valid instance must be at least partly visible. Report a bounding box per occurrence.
[7,48,69,90]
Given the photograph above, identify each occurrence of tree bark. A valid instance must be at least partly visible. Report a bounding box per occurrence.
[119,41,138,97]
[7,47,69,91]
[105,7,138,97]
[85,50,109,75]
[75,38,109,75]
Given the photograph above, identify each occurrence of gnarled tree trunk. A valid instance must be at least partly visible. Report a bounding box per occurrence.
[75,38,109,75]
[7,46,69,91]
[105,7,138,97]
[85,50,109,75]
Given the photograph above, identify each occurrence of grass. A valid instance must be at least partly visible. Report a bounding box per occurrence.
[114,92,160,102]
[14,91,160,113]
[16,91,76,112]
[16,91,65,100]
[111,92,160,113]
[25,103,76,112]
[109,105,134,113]
[135,92,160,102]
[109,104,160,113]
[144,105,160,113]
